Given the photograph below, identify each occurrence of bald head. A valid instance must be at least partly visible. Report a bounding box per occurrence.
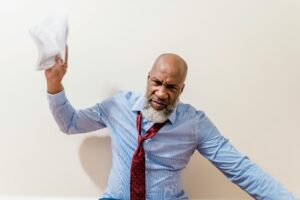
[150,53,188,84]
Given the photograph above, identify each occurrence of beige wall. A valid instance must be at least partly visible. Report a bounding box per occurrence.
[0,0,299,199]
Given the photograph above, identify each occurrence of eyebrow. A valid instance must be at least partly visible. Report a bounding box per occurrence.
[152,78,179,88]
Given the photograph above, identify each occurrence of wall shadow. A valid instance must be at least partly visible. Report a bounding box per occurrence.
[78,133,112,190]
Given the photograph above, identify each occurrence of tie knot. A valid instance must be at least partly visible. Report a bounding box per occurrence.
[138,135,144,143]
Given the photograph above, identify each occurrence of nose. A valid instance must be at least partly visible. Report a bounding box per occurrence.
[155,86,168,100]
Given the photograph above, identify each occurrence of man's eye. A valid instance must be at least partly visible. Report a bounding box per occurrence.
[153,81,161,85]
[168,86,177,91]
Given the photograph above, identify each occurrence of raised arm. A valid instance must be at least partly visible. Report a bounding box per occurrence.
[45,47,107,134]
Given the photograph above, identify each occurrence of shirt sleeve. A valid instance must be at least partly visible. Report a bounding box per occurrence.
[196,113,298,200]
[47,90,107,134]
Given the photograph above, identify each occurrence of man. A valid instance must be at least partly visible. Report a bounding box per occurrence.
[46,49,298,200]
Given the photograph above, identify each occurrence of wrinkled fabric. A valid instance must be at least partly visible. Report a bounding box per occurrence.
[30,6,68,70]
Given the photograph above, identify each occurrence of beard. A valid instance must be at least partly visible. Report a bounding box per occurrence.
[141,96,179,123]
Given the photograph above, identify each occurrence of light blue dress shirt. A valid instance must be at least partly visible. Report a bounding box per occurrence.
[47,90,298,200]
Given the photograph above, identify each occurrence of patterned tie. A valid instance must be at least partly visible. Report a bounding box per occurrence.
[130,111,167,200]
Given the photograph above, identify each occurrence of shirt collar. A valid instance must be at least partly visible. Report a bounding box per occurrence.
[131,93,145,112]
[131,94,177,124]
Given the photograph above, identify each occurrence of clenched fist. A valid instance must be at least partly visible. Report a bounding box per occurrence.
[45,46,68,94]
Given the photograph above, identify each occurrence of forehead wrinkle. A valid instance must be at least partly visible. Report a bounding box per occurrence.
[149,71,179,86]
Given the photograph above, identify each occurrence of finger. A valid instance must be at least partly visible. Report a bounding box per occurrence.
[63,62,68,70]
[55,55,60,63]
[55,55,63,65]
[65,45,68,64]
[44,68,51,74]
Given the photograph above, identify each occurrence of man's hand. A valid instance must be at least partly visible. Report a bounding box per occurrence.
[45,46,68,94]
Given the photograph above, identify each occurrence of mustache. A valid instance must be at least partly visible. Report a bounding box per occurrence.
[145,96,179,114]
[149,98,168,106]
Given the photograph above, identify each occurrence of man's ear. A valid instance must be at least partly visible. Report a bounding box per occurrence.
[180,84,185,94]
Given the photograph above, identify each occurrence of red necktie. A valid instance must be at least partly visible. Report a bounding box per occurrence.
[130,111,167,200]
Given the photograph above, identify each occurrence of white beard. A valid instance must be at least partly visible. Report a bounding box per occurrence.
[141,98,178,123]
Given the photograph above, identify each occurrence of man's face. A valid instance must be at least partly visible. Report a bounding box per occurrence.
[146,60,185,111]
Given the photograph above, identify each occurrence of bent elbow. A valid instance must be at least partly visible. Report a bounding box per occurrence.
[58,124,74,135]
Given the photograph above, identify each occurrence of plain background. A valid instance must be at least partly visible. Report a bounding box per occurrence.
[0,0,299,199]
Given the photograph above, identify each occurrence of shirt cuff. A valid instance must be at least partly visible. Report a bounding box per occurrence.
[47,90,67,106]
